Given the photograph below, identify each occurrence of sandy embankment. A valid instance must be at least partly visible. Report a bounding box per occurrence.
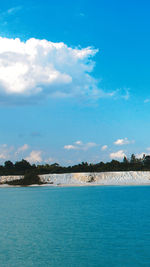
[1,172,150,187]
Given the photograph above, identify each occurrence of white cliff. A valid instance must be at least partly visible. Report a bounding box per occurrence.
[1,171,150,186]
[39,171,150,185]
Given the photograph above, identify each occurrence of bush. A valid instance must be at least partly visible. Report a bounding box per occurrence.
[7,172,43,186]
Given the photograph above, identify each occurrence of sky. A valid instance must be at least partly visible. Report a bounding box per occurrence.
[0,0,150,165]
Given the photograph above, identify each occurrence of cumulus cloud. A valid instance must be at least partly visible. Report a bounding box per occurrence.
[0,36,107,105]
[0,143,30,162]
[25,150,42,163]
[110,150,126,159]
[101,145,108,151]
[64,141,97,151]
[114,138,134,146]
[0,143,44,163]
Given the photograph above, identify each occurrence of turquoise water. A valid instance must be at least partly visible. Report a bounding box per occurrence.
[0,186,150,267]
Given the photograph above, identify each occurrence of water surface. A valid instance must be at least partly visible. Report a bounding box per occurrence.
[0,186,150,267]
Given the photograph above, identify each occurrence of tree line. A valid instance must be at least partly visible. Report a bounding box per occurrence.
[1,154,150,175]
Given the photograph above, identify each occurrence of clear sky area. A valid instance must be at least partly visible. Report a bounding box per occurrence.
[0,0,150,165]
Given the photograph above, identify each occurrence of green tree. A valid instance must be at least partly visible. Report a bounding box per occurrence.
[130,154,137,164]
[4,161,14,169]
[15,159,32,173]
[123,156,129,164]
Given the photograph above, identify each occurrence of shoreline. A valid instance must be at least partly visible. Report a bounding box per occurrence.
[1,183,150,188]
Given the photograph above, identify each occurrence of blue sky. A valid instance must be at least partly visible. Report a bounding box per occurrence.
[0,0,150,164]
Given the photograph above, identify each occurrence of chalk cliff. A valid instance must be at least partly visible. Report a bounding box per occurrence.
[1,172,150,186]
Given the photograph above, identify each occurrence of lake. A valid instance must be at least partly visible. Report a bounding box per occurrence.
[0,186,150,267]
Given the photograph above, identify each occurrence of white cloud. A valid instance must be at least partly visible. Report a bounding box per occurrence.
[75,140,82,145]
[0,144,44,163]
[110,150,126,159]
[0,36,129,105]
[7,6,22,15]
[109,88,130,100]
[83,142,97,150]
[17,144,29,153]
[45,157,56,164]
[0,153,7,160]
[0,36,106,104]
[25,150,42,163]
[64,145,76,150]
[114,138,134,146]
[136,152,146,159]
[0,143,27,161]
[64,141,97,151]
[121,88,130,100]
[0,144,14,160]
[0,6,22,26]
[101,145,108,151]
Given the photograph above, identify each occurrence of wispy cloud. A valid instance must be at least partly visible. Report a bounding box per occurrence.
[110,88,130,100]
[79,12,85,17]
[0,144,14,160]
[45,157,56,164]
[64,141,97,151]
[101,145,108,151]
[7,6,22,15]
[0,6,22,24]
[144,99,150,103]
[16,144,29,154]
[121,88,130,100]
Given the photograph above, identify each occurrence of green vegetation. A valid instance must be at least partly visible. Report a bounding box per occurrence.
[0,154,150,177]
[7,172,43,186]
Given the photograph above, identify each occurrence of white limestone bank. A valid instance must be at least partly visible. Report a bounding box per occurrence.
[1,172,150,186]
